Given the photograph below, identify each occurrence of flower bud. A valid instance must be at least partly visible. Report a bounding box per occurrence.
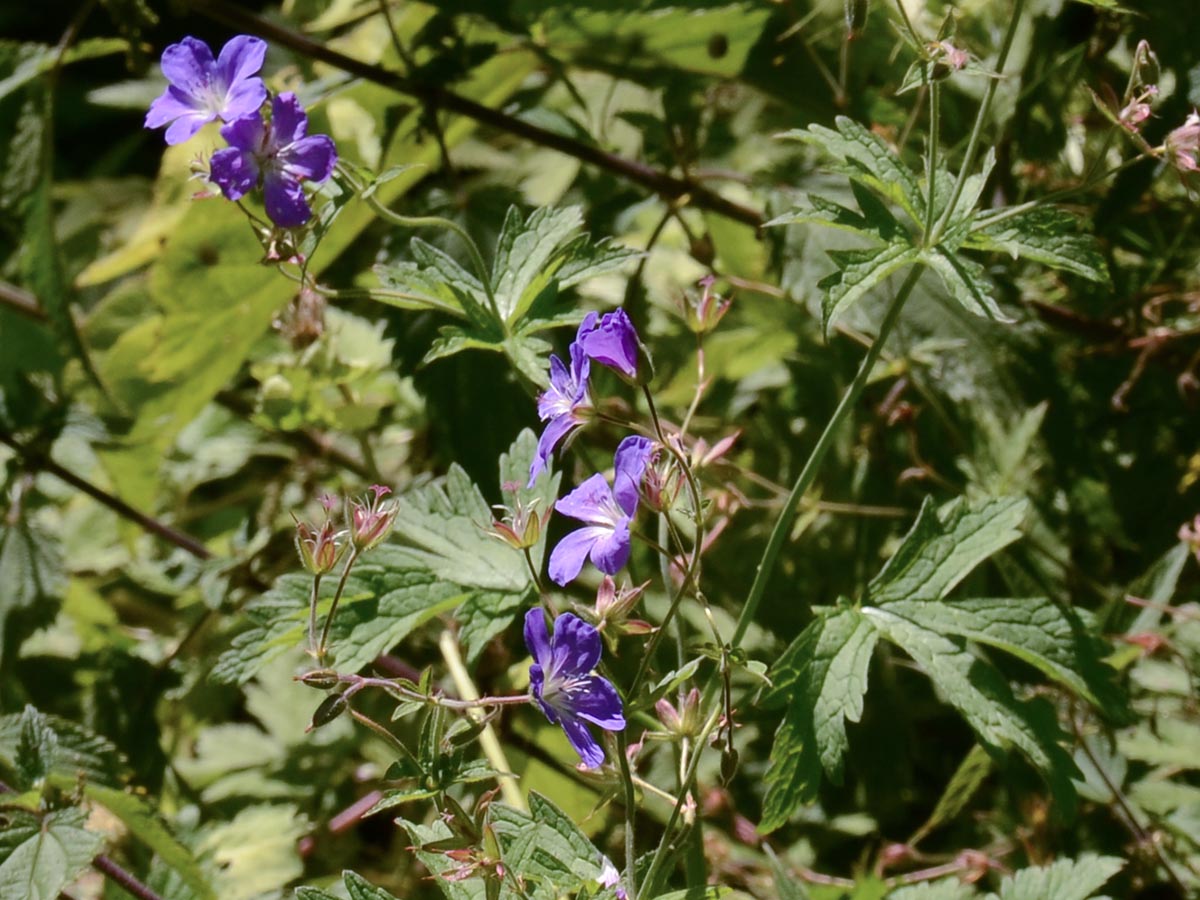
[1164,111,1200,175]
[655,688,701,737]
[594,576,650,633]
[294,515,346,575]
[487,497,549,551]
[643,455,684,513]
[679,275,732,335]
[350,484,398,552]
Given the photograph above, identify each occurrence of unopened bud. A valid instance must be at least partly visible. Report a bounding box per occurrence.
[1133,40,1159,90]
[308,692,348,730]
[679,275,732,335]
[594,576,650,632]
[844,0,868,41]
[656,688,702,737]
[294,516,346,575]
[643,455,684,513]
[488,497,548,551]
[299,668,341,690]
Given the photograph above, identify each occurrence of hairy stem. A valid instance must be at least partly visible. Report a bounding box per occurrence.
[728,264,924,651]
[317,547,360,661]
[930,0,1027,243]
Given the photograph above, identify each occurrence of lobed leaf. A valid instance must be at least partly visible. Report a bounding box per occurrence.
[870,497,1028,604]
[819,240,921,336]
[966,207,1110,284]
[921,247,1014,324]
[988,854,1123,900]
[760,608,879,832]
[781,116,925,224]
[862,605,1079,817]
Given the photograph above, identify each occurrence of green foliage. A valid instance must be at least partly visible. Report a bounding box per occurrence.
[0,807,102,900]
[761,496,1119,832]
[3,1,1199,898]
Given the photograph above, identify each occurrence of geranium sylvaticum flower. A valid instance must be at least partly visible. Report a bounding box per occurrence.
[548,436,655,586]
[145,36,268,146]
[529,336,592,487]
[209,92,337,227]
[578,309,641,381]
[524,608,625,768]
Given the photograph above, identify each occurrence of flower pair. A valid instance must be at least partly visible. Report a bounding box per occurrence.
[144,35,336,227]
[528,309,641,486]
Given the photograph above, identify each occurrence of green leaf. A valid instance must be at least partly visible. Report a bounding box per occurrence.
[195,804,307,900]
[881,596,1120,709]
[345,869,403,900]
[862,605,1078,817]
[396,817,483,900]
[212,556,468,684]
[966,208,1110,284]
[767,184,904,244]
[0,38,127,103]
[489,792,604,891]
[819,240,920,335]
[888,880,977,900]
[0,706,127,790]
[910,743,993,844]
[0,520,63,668]
[921,247,1014,323]
[760,608,879,832]
[80,783,215,900]
[295,888,341,900]
[988,854,1123,900]
[388,465,533,594]
[870,497,1028,604]
[782,117,926,224]
[0,807,103,900]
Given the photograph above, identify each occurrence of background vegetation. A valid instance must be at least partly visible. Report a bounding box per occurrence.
[2,0,1200,898]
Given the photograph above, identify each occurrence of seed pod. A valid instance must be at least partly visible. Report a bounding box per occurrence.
[844,0,869,41]
[308,692,348,730]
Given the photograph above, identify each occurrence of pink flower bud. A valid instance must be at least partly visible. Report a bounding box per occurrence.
[349,484,397,551]
[679,275,733,335]
[1165,111,1200,174]
[487,497,549,551]
[294,515,346,575]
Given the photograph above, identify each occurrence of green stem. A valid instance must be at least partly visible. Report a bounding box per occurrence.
[636,708,722,899]
[338,163,505,329]
[930,0,1026,243]
[307,573,322,656]
[317,547,360,662]
[728,264,924,651]
[616,730,639,898]
[924,80,940,244]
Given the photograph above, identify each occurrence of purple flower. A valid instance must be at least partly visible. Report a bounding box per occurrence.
[145,36,268,146]
[578,309,640,381]
[524,609,625,768]
[548,436,654,586]
[209,92,337,227]
[528,339,592,487]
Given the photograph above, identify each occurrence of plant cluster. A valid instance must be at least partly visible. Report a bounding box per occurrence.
[2,2,1200,900]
